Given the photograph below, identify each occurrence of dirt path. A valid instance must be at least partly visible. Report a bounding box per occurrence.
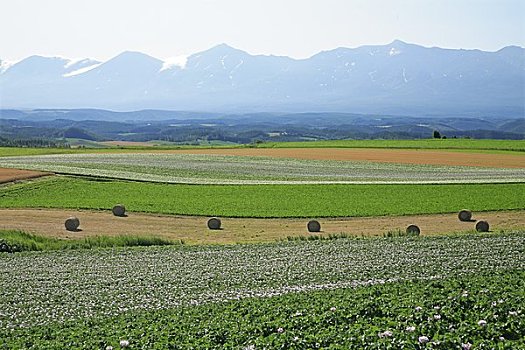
[148,148,525,168]
[1,209,523,244]
[0,168,52,184]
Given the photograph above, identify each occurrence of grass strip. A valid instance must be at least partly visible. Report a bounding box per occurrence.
[0,230,181,251]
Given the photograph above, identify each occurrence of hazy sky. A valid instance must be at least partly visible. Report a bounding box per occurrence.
[1,0,524,62]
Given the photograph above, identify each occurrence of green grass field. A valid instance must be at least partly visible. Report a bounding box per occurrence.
[1,176,523,217]
[261,139,525,151]
[0,138,524,158]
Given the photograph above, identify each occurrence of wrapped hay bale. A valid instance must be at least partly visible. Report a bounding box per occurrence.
[307,220,321,233]
[458,209,472,222]
[65,217,80,231]
[475,220,489,232]
[406,224,421,236]
[112,204,126,217]
[207,217,222,230]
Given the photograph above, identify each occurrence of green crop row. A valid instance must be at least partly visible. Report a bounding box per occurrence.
[0,176,523,217]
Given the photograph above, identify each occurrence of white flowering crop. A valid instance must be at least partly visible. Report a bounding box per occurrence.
[0,233,523,330]
[0,153,522,185]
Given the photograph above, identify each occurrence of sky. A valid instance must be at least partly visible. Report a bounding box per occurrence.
[1,0,524,62]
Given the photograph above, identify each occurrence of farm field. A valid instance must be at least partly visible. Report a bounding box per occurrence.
[0,168,51,184]
[148,147,525,168]
[1,233,524,348]
[0,140,524,348]
[0,153,523,185]
[0,139,524,159]
[261,139,525,151]
[1,208,523,244]
[0,177,524,218]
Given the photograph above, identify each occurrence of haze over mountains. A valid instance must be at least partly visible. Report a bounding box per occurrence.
[1,41,524,117]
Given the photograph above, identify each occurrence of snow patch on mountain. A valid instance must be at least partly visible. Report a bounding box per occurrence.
[389,47,401,56]
[0,60,16,74]
[160,55,188,71]
[63,63,103,77]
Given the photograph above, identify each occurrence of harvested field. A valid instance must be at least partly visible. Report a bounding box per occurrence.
[1,208,523,244]
[158,148,525,168]
[0,168,51,184]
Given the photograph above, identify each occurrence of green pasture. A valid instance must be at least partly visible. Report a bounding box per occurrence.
[261,139,525,151]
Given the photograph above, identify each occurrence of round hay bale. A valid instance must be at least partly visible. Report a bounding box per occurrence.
[207,217,221,230]
[476,220,489,232]
[65,216,80,231]
[0,242,10,253]
[307,220,321,233]
[112,204,126,217]
[406,224,421,236]
[458,209,472,222]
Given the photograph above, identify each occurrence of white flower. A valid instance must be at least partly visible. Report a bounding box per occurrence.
[277,327,284,333]
[119,340,129,348]
[418,336,429,344]
[433,306,441,310]
[478,320,487,327]
[106,347,113,350]
[330,307,337,312]
[499,336,505,341]
[406,326,416,332]
[461,343,472,350]
[433,314,441,320]
[415,306,423,312]
[244,345,255,350]
[509,311,518,316]
[379,330,393,338]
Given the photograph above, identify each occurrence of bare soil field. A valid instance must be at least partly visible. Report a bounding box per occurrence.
[0,168,52,184]
[1,208,523,244]
[154,148,525,168]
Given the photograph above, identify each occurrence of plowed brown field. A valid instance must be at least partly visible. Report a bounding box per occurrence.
[0,168,51,184]
[1,209,523,244]
[151,148,525,168]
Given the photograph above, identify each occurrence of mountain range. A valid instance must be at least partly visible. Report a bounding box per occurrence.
[1,41,524,116]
